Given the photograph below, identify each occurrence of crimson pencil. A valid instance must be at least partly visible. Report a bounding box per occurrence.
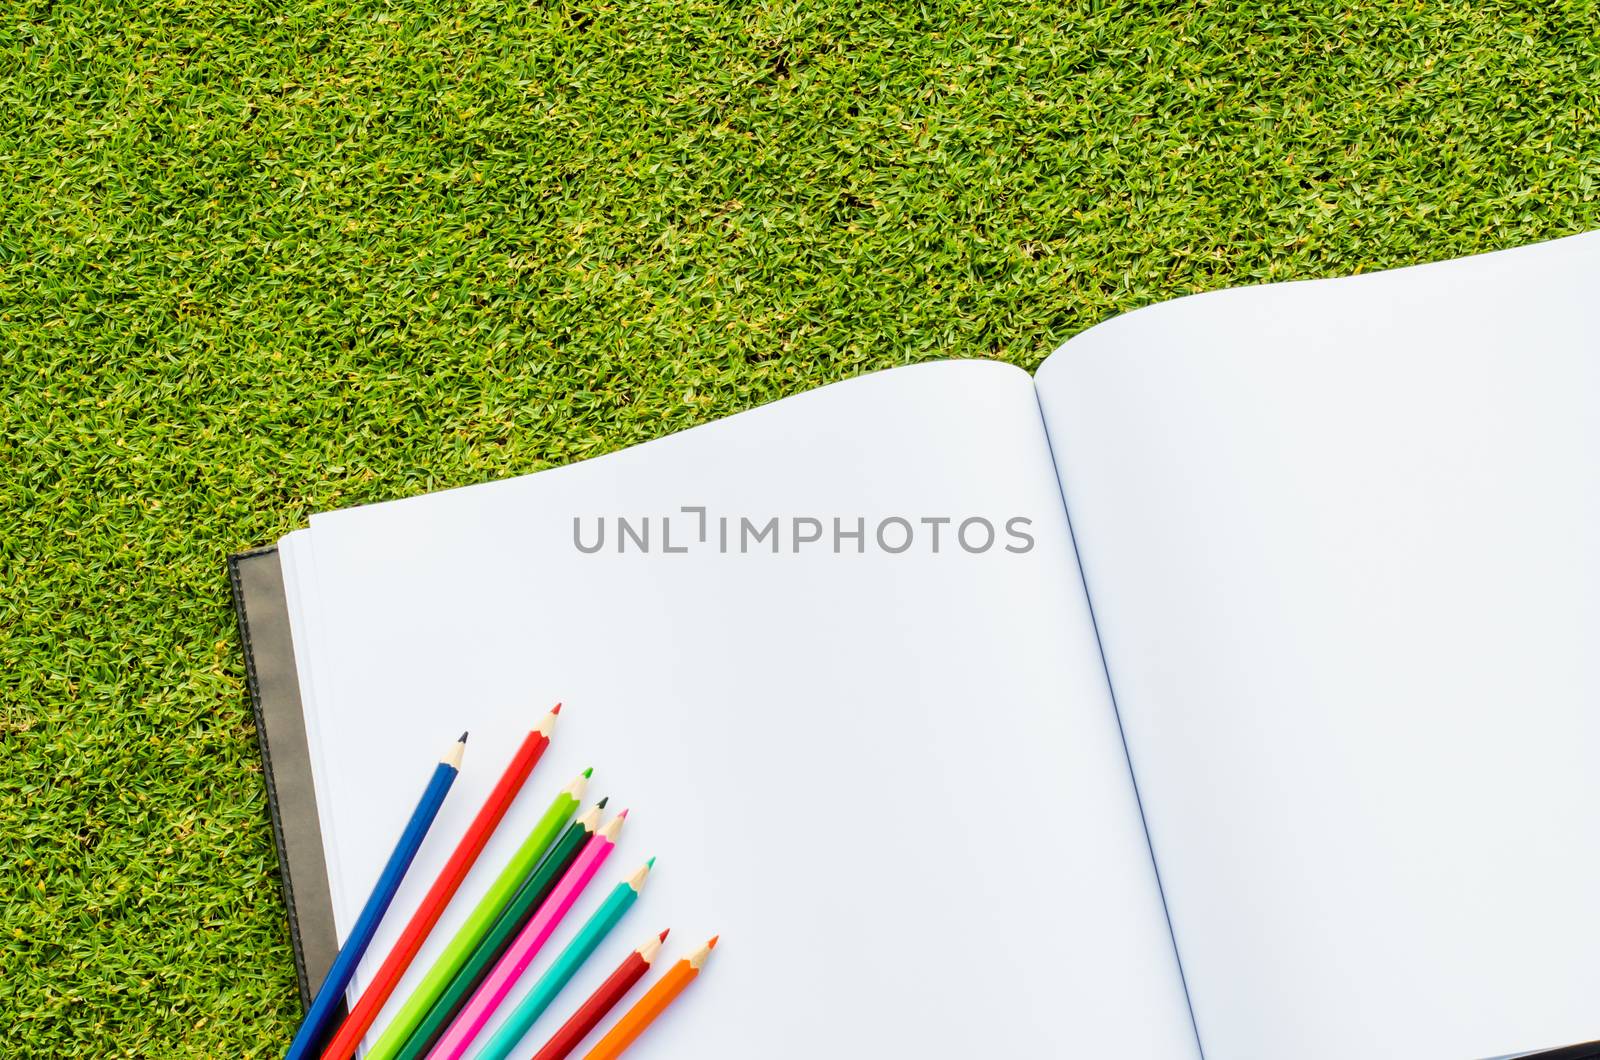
[318,705,561,1060]
[528,931,669,1060]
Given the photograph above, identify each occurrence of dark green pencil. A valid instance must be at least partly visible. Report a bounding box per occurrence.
[391,799,607,1060]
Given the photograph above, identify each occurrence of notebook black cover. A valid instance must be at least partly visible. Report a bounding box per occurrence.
[229,545,342,1017]
[1513,1045,1600,1060]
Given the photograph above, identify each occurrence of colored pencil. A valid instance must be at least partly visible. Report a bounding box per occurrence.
[425,811,629,1060]
[363,770,590,1060]
[475,859,656,1060]
[390,801,607,1060]
[320,707,561,1060]
[529,932,670,1060]
[580,936,718,1060]
[284,734,467,1060]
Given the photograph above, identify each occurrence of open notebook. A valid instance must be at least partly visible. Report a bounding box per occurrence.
[233,232,1600,1060]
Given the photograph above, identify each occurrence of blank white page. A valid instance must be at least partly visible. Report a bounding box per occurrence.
[1035,232,1600,1060]
[289,362,1198,1058]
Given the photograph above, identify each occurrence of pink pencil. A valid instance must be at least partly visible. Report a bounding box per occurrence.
[424,811,628,1060]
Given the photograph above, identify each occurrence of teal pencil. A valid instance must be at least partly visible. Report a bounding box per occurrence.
[472,859,656,1060]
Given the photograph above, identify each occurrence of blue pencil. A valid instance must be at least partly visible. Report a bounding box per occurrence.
[284,733,467,1060]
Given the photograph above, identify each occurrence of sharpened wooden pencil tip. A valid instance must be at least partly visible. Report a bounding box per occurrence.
[536,706,560,737]
[687,936,717,969]
[582,766,593,778]
[596,796,609,809]
[639,931,668,963]
[617,808,629,820]
[458,731,469,742]
[659,929,670,942]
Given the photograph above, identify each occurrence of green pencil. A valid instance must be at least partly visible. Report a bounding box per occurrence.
[473,858,656,1060]
[391,800,607,1060]
[362,772,591,1060]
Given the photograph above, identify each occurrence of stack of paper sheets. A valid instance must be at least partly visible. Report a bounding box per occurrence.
[273,232,1600,1059]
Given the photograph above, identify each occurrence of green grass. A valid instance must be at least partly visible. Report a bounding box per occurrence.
[1,0,1596,1053]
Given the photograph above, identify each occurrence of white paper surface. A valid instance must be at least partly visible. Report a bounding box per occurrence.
[287,362,1198,1058]
[1036,232,1600,1060]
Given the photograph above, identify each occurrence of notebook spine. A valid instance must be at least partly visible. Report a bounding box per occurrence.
[230,546,316,1011]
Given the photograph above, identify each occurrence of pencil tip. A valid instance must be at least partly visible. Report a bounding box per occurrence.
[582,766,593,778]
[708,935,719,949]
[458,731,469,743]
[617,808,629,820]
[646,856,656,869]
[551,702,562,715]
[659,929,670,942]
[596,796,610,809]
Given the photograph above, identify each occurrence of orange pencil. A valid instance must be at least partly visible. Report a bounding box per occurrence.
[580,936,718,1059]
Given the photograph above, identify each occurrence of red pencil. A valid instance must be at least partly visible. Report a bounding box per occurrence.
[318,705,561,1060]
[529,931,669,1060]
